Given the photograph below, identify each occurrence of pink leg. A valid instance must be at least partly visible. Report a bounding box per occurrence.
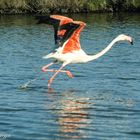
[48,65,64,87]
[44,69,73,78]
[41,62,54,72]
[41,62,73,78]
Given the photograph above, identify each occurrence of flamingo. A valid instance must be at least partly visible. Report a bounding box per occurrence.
[36,15,133,87]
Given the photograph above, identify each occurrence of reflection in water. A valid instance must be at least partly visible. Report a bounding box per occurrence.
[47,90,92,139]
[58,97,89,138]
[0,13,140,140]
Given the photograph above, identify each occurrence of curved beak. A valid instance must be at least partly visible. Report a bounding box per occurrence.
[130,39,133,45]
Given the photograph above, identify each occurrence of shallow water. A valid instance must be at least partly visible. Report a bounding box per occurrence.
[0,13,140,140]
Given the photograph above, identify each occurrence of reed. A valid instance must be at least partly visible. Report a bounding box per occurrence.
[0,0,139,14]
[124,0,140,11]
[86,0,107,11]
[0,0,27,14]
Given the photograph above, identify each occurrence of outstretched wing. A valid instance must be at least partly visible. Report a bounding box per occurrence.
[36,15,60,44]
[36,15,86,53]
[61,21,86,54]
[36,15,74,46]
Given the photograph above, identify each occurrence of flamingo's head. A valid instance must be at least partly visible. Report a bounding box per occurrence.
[117,34,133,45]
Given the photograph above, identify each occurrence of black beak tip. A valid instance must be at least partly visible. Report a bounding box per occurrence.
[130,40,133,45]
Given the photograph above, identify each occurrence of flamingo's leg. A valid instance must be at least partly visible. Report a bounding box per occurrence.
[44,69,73,78]
[41,61,56,72]
[41,61,73,78]
[48,64,66,87]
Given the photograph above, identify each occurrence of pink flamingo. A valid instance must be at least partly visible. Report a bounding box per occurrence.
[36,15,133,87]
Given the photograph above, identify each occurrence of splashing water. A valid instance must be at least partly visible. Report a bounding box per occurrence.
[19,78,37,89]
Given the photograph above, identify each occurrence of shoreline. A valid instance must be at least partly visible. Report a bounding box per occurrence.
[0,0,140,15]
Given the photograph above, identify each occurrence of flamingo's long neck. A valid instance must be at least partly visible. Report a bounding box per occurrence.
[85,37,119,62]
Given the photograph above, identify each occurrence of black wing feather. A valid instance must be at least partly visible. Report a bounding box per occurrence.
[59,23,80,45]
[36,15,80,47]
[36,15,60,44]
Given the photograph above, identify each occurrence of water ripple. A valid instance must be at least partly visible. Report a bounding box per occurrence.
[0,14,140,140]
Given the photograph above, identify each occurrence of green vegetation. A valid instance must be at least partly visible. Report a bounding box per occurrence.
[0,0,140,14]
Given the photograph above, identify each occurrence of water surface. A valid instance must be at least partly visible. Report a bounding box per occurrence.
[0,13,140,140]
